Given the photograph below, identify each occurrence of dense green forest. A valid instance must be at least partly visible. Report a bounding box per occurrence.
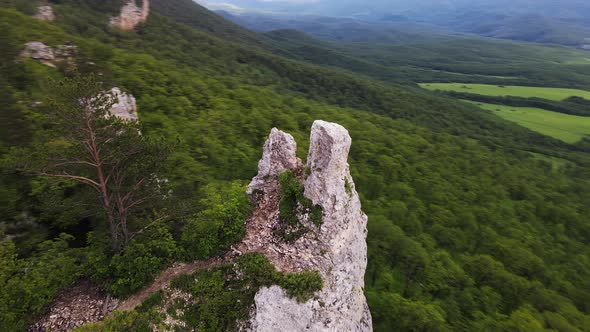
[264,29,590,89]
[0,0,589,331]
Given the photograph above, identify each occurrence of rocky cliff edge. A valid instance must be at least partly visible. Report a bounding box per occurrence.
[245,120,372,332]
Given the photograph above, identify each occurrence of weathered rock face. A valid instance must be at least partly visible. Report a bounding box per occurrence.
[21,42,54,66]
[110,0,150,31]
[247,128,302,194]
[35,5,55,21]
[246,120,372,331]
[21,42,77,68]
[108,88,139,122]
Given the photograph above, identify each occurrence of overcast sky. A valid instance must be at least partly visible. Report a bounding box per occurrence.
[197,0,590,18]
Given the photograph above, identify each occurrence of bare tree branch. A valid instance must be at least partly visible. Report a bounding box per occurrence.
[38,172,101,191]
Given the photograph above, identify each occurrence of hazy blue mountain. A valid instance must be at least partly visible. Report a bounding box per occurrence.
[217,11,453,44]
[202,0,590,47]
[199,0,590,18]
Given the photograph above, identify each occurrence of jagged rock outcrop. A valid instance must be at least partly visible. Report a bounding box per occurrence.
[21,42,54,66]
[21,42,77,68]
[246,120,372,331]
[110,0,150,30]
[247,128,302,194]
[35,5,55,21]
[108,88,139,121]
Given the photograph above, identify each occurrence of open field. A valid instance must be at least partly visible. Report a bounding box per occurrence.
[421,83,590,101]
[465,101,590,143]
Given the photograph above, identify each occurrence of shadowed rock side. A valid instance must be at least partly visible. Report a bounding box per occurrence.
[246,120,372,332]
[110,0,150,30]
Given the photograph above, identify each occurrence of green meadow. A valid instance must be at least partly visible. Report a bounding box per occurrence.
[466,101,590,143]
[421,83,590,101]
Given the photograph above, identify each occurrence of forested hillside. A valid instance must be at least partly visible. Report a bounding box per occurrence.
[261,28,590,89]
[1,0,589,331]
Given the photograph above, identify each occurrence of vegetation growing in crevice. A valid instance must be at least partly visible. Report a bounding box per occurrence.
[276,170,323,242]
[344,177,353,197]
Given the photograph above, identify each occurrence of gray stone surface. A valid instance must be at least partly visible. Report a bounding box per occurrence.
[21,42,55,66]
[108,88,138,122]
[21,42,77,68]
[247,128,301,194]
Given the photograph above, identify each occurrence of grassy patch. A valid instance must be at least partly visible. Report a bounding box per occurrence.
[467,101,590,143]
[74,311,152,332]
[420,83,590,101]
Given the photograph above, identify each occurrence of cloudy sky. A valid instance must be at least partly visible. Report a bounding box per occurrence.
[196,0,590,17]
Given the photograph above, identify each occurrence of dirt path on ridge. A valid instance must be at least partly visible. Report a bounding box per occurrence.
[116,256,229,311]
[31,176,298,330]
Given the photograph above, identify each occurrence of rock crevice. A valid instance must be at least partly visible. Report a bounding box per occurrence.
[245,120,372,332]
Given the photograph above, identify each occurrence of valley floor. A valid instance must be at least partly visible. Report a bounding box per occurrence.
[465,101,590,143]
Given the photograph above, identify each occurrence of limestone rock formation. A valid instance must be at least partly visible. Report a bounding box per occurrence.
[35,5,55,21]
[110,0,150,31]
[21,42,54,66]
[247,128,302,194]
[246,120,372,332]
[108,88,139,122]
[21,42,77,68]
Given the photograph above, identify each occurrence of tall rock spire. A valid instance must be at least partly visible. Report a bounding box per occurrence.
[247,120,372,331]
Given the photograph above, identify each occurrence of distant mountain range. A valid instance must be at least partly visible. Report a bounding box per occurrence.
[201,0,590,18]
[203,0,590,47]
